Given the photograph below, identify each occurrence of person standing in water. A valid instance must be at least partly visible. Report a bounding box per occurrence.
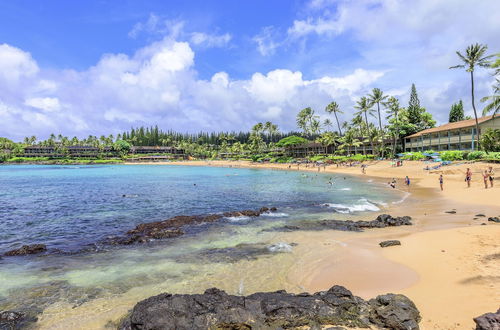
[405,176,410,186]
[439,174,444,191]
[465,168,472,188]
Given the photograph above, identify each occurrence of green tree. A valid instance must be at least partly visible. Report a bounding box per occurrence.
[450,43,494,150]
[407,84,421,125]
[449,100,465,122]
[354,96,376,154]
[368,88,388,130]
[385,96,403,156]
[316,131,338,152]
[481,79,499,117]
[296,107,319,136]
[480,128,500,152]
[276,135,308,148]
[325,101,344,135]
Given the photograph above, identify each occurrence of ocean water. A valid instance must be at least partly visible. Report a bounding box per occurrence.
[0,165,404,327]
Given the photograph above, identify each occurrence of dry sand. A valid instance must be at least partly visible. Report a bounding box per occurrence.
[125,160,500,329]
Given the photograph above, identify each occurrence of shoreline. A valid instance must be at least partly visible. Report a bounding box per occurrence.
[124,159,500,329]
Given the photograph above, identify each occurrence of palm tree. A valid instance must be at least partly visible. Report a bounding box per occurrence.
[264,121,279,142]
[325,101,344,135]
[368,88,388,131]
[354,97,376,154]
[296,107,318,136]
[316,131,339,154]
[310,119,321,135]
[450,43,493,150]
[385,96,402,156]
[323,119,333,131]
[481,79,499,117]
[252,122,264,135]
[338,130,361,155]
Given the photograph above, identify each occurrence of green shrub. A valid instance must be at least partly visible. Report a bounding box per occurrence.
[466,151,486,160]
[440,150,464,161]
[401,152,425,160]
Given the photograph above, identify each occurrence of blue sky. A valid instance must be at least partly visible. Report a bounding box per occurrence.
[0,0,498,140]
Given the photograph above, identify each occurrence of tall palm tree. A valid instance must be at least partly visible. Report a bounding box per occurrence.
[385,96,402,156]
[325,101,344,135]
[450,43,493,150]
[354,97,376,154]
[368,88,388,131]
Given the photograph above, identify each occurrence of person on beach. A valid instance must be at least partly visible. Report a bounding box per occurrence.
[389,178,396,188]
[361,164,366,174]
[482,170,489,189]
[488,166,494,187]
[405,176,410,186]
[439,175,444,191]
[465,168,472,188]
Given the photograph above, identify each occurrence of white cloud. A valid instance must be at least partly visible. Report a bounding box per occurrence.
[252,26,282,56]
[0,38,389,140]
[24,97,61,112]
[190,32,232,48]
[0,44,38,83]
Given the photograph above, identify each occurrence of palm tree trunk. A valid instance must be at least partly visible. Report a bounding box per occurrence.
[364,112,375,156]
[377,102,382,131]
[470,71,481,150]
[334,112,342,136]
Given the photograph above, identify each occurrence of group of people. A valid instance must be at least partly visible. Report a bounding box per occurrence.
[465,166,495,189]
[439,166,495,191]
[390,159,404,167]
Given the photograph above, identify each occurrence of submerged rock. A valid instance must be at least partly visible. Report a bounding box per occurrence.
[120,285,421,330]
[271,214,412,233]
[4,244,47,256]
[379,240,401,248]
[106,207,278,246]
[473,308,500,330]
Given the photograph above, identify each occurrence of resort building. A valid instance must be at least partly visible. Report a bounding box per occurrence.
[404,115,499,152]
[131,146,185,155]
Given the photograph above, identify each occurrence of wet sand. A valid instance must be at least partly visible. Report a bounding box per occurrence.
[124,160,500,329]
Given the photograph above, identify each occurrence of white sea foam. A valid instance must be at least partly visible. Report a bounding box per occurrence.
[392,192,411,204]
[261,212,289,218]
[322,199,380,213]
[267,242,293,253]
[339,187,351,191]
[225,216,252,222]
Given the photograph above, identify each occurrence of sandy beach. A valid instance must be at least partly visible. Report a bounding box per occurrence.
[125,159,500,329]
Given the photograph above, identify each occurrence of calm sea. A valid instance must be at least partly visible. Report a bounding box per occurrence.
[0,164,404,327]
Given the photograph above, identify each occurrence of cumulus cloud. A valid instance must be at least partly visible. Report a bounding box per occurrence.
[0,39,387,140]
[24,97,61,112]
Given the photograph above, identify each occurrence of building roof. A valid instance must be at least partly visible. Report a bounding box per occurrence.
[406,115,494,138]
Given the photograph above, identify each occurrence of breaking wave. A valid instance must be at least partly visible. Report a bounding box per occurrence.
[322,199,380,213]
[267,242,293,253]
[261,212,289,218]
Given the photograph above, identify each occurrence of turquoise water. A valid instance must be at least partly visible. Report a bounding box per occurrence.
[0,165,403,327]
